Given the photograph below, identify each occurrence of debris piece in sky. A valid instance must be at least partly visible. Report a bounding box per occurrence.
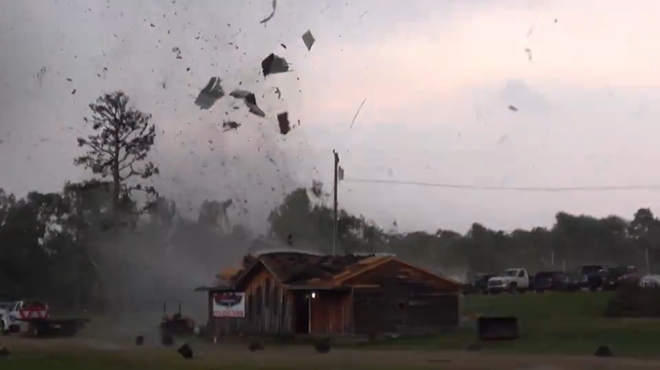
[261,53,289,77]
[508,105,518,112]
[222,120,241,132]
[349,99,367,129]
[302,30,315,51]
[360,11,368,19]
[259,0,277,24]
[281,43,287,49]
[274,87,282,99]
[36,66,47,87]
[277,112,291,135]
[526,26,534,37]
[245,93,265,117]
[524,48,532,61]
[230,89,265,117]
[195,77,224,109]
[172,47,182,59]
[229,89,251,99]
[287,234,293,246]
[71,89,76,95]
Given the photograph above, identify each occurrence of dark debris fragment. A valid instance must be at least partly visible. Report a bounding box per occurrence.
[508,105,518,112]
[261,53,289,77]
[302,30,315,51]
[222,120,241,132]
[178,343,193,359]
[195,77,224,109]
[277,112,291,135]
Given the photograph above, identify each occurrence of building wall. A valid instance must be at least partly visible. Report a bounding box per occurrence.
[210,264,295,336]
[310,290,352,334]
[346,260,460,334]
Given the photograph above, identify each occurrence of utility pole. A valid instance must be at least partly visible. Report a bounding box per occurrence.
[332,150,340,255]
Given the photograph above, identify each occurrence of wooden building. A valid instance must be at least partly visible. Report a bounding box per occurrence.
[197,252,460,337]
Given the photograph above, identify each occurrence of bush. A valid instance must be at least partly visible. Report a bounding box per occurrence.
[606,281,660,317]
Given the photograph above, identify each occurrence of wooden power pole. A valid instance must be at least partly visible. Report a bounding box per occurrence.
[332,150,340,255]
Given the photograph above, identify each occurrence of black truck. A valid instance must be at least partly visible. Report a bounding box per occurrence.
[533,271,580,293]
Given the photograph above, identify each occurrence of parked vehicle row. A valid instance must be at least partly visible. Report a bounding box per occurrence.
[461,264,641,295]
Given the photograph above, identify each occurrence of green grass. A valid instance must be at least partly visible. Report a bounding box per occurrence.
[372,292,660,357]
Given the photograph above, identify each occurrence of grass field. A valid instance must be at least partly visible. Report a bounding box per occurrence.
[4,292,660,369]
[378,291,660,357]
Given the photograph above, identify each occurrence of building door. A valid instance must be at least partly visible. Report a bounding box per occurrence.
[293,292,310,334]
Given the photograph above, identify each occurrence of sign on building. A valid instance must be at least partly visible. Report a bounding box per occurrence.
[212,292,245,318]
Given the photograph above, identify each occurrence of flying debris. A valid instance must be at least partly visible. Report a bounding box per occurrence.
[524,48,532,61]
[172,47,183,59]
[261,53,289,77]
[302,30,315,51]
[259,0,277,24]
[230,90,265,117]
[195,77,225,110]
[245,93,266,117]
[508,105,518,112]
[223,120,241,132]
[277,112,291,135]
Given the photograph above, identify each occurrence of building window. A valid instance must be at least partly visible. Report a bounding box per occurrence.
[256,286,263,315]
[264,278,271,309]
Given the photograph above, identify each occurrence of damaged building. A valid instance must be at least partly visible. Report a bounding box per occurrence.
[196,251,460,337]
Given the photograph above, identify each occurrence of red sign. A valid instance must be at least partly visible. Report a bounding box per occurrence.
[212,292,245,318]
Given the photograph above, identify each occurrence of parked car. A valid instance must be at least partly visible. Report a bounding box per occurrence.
[533,271,580,292]
[575,264,605,290]
[462,274,496,295]
[588,266,639,291]
[640,275,660,288]
[488,268,530,294]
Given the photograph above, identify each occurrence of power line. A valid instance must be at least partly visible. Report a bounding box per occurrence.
[344,178,660,192]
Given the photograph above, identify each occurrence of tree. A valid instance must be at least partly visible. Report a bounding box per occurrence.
[74,91,159,224]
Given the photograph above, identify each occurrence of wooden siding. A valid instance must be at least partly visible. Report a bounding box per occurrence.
[346,260,459,335]
[310,291,352,334]
[210,263,295,336]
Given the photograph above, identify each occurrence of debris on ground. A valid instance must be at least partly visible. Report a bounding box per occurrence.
[508,105,518,112]
[261,53,290,77]
[222,120,241,132]
[161,334,174,346]
[0,345,9,357]
[260,0,277,24]
[302,30,315,51]
[135,333,144,346]
[277,112,291,135]
[248,340,265,352]
[195,77,225,109]
[349,99,367,129]
[594,346,613,357]
[313,338,331,353]
[178,343,193,359]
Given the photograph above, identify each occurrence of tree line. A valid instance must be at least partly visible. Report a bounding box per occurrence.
[2,91,660,311]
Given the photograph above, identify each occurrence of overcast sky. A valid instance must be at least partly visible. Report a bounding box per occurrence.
[2,0,660,234]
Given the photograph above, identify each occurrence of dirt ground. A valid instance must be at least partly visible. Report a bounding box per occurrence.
[3,336,660,370]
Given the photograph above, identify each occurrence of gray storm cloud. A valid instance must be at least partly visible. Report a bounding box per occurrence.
[0,0,327,232]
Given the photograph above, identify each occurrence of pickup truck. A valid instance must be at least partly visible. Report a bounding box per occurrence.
[487,268,530,293]
[0,300,89,337]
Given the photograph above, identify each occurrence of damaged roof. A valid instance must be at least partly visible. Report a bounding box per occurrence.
[215,251,459,290]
